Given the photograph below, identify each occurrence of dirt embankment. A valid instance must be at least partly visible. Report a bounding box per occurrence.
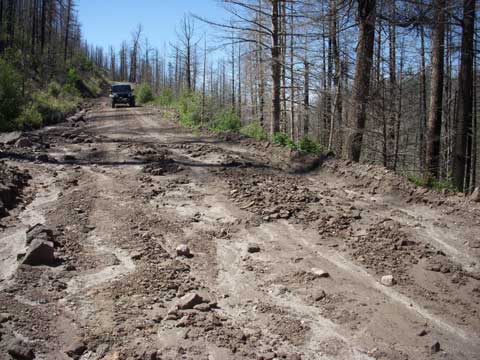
[0,101,479,360]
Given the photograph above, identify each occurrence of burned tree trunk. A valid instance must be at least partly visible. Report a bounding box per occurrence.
[453,0,475,192]
[425,0,446,180]
[347,0,376,162]
[270,0,281,134]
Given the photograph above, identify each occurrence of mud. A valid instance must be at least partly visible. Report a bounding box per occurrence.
[0,100,479,360]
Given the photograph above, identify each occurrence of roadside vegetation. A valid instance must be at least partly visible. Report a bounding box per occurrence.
[0,0,108,133]
[140,85,323,156]
[406,173,457,193]
[0,53,108,132]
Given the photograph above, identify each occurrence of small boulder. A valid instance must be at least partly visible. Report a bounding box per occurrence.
[26,224,54,245]
[417,329,428,337]
[381,275,396,287]
[176,244,191,258]
[193,303,211,312]
[430,341,441,354]
[21,239,55,266]
[311,268,330,279]
[177,292,204,310]
[313,290,326,301]
[0,313,12,323]
[247,243,261,253]
[471,188,480,203]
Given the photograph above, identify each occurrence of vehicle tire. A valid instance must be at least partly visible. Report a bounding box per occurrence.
[130,100,135,108]
[112,102,116,109]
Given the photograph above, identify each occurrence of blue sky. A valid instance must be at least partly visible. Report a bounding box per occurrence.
[77,0,229,51]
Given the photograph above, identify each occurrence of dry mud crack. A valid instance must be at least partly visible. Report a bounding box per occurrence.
[0,101,479,360]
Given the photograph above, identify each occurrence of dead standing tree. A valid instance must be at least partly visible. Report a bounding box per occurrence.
[175,15,196,92]
[347,0,377,162]
[453,0,476,192]
[425,0,446,181]
[194,0,285,135]
[129,25,143,83]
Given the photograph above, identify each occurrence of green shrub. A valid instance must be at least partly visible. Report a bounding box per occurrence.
[67,68,80,85]
[0,58,23,131]
[16,105,43,129]
[136,83,154,104]
[154,88,175,106]
[210,107,241,132]
[175,91,202,127]
[298,136,323,155]
[32,91,79,125]
[272,132,297,149]
[240,121,268,141]
[47,82,62,97]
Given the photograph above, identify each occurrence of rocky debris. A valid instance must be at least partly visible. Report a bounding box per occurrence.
[140,149,183,176]
[224,170,319,222]
[381,275,396,287]
[7,340,35,360]
[143,161,181,176]
[36,154,49,162]
[176,244,192,258]
[67,109,86,123]
[21,238,56,266]
[247,243,261,253]
[311,268,330,279]
[14,137,33,148]
[345,220,434,283]
[100,352,120,360]
[26,224,54,245]
[0,131,22,145]
[0,162,31,218]
[471,188,480,202]
[220,155,253,168]
[63,154,76,161]
[423,256,459,274]
[0,313,13,323]
[64,339,87,359]
[176,292,205,310]
[282,151,323,174]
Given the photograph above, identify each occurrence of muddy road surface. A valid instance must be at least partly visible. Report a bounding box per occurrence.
[0,100,479,360]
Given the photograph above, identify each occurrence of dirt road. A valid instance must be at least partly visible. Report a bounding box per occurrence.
[1,100,479,360]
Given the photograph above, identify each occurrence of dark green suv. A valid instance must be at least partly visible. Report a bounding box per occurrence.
[110,84,135,108]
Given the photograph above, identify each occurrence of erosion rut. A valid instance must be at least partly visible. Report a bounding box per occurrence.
[0,100,479,360]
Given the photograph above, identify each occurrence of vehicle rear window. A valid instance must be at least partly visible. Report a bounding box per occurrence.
[112,85,131,92]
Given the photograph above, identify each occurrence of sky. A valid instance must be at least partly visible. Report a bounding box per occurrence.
[77,0,230,52]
